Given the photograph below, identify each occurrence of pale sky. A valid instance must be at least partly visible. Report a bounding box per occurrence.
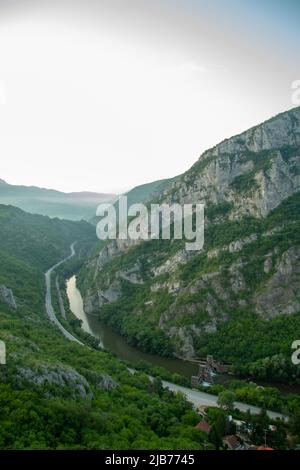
[0,0,299,193]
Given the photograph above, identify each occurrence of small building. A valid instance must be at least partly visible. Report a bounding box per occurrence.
[256,445,274,451]
[195,419,211,435]
[227,415,253,436]
[233,419,246,431]
[222,435,243,450]
[268,425,277,433]
[196,405,208,417]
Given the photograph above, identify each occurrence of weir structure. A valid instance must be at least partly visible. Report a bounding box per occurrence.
[190,355,231,387]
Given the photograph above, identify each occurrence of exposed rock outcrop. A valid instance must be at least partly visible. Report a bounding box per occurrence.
[0,285,17,310]
[163,108,300,218]
[83,370,119,391]
[15,364,93,399]
[256,247,300,318]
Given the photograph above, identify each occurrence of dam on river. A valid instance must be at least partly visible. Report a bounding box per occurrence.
[190,356,231,387]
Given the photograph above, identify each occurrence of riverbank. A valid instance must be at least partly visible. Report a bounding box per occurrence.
[66,275,199,378]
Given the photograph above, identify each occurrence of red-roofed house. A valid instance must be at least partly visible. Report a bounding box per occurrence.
[223,435,243,450]
[256,446,274,451]
[195,419,211,434]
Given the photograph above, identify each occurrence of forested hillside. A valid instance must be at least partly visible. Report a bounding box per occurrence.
[0,205,205,450]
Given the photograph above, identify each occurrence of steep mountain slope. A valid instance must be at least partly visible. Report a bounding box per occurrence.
[89,176,177,226]
[0,179,115,220]
[0,205,204,450]
[78,106,300,383]
[124,177,178,207]
[0,204,96,311]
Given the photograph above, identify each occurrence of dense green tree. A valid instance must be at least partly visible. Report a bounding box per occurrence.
[209,425,222,450]
[217,391,236,411]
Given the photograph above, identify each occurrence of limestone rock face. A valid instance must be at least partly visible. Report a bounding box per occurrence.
[13,364,118,398]
[83,281,121,315]
[207,108,300,156]
[152,250,191,276]
[255,247,300,318]
[95,239,141,274]
[163,108,300,219]
[0,285,17,310]
[82,370,119,391]
[79,107,300,358]
[15,365,93,399]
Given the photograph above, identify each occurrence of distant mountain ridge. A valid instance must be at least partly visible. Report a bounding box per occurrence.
[0,177,178,222]
[0,180,116,221]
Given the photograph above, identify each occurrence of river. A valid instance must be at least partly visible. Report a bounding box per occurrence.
[66,276,198,378]
[66,275,300,394]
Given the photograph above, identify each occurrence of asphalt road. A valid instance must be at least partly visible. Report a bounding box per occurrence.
[45,242,83,345]
[162,381,288,421]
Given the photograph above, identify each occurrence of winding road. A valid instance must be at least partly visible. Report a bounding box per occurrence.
[45,242,83,345]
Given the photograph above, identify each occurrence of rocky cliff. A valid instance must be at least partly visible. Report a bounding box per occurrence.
[162,106,300,218]
[78,107,300,361]
[0,284,17,310]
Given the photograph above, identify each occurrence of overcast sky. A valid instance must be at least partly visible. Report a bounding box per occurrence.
[0,0,299,193]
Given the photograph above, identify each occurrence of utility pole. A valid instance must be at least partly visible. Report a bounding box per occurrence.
[263,428,267,448]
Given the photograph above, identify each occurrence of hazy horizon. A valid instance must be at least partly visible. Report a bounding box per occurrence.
[0,0,299,193]
[1,104,299,196]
